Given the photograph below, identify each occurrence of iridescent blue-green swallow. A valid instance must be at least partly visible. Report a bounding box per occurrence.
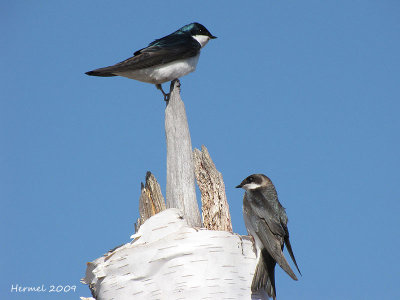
[236,174,301,300]
[85,22,216,100]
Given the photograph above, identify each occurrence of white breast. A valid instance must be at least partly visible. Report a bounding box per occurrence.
[115,54,200,84]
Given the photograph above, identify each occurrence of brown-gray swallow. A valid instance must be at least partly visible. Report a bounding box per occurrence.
[236,174,301,299]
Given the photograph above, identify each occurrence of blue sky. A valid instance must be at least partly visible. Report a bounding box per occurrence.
[1,1,399,299]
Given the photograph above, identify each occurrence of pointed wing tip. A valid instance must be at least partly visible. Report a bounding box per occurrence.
[284,237,302,277]
[289,270,298,281]
[291,258,302,277]
[289,261,302,279]
[291,257,302,276]
[85,70,117,77]
[276,255,298,280]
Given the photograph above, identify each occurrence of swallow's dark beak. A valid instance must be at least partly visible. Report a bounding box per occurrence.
[235,184,242,188]
[210,35,217,39]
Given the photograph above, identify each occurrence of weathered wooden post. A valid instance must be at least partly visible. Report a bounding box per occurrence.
[165,80,201,227]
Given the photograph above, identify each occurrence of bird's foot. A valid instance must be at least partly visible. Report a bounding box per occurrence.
[169,79,181,95]
[156,79,180,102]
[170,78,180,90]
[155,84,170,102]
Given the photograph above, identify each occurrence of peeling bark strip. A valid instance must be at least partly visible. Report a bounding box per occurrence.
[165,80,201,227]
[135,172,165,231]
[193,145,232,232]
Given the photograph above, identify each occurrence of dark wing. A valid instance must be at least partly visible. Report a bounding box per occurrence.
[282,222,302,275]
[249,191,298,280]
[253,216,298,281]
[248,191,287,237]
[85,34,200,77]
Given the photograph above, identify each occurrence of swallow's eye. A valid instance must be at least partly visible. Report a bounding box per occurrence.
[248,177,254,183]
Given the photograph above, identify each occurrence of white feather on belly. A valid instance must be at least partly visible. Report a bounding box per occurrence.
[115,54,200,84]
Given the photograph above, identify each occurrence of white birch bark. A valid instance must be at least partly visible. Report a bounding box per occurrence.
[81,209,267,300]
